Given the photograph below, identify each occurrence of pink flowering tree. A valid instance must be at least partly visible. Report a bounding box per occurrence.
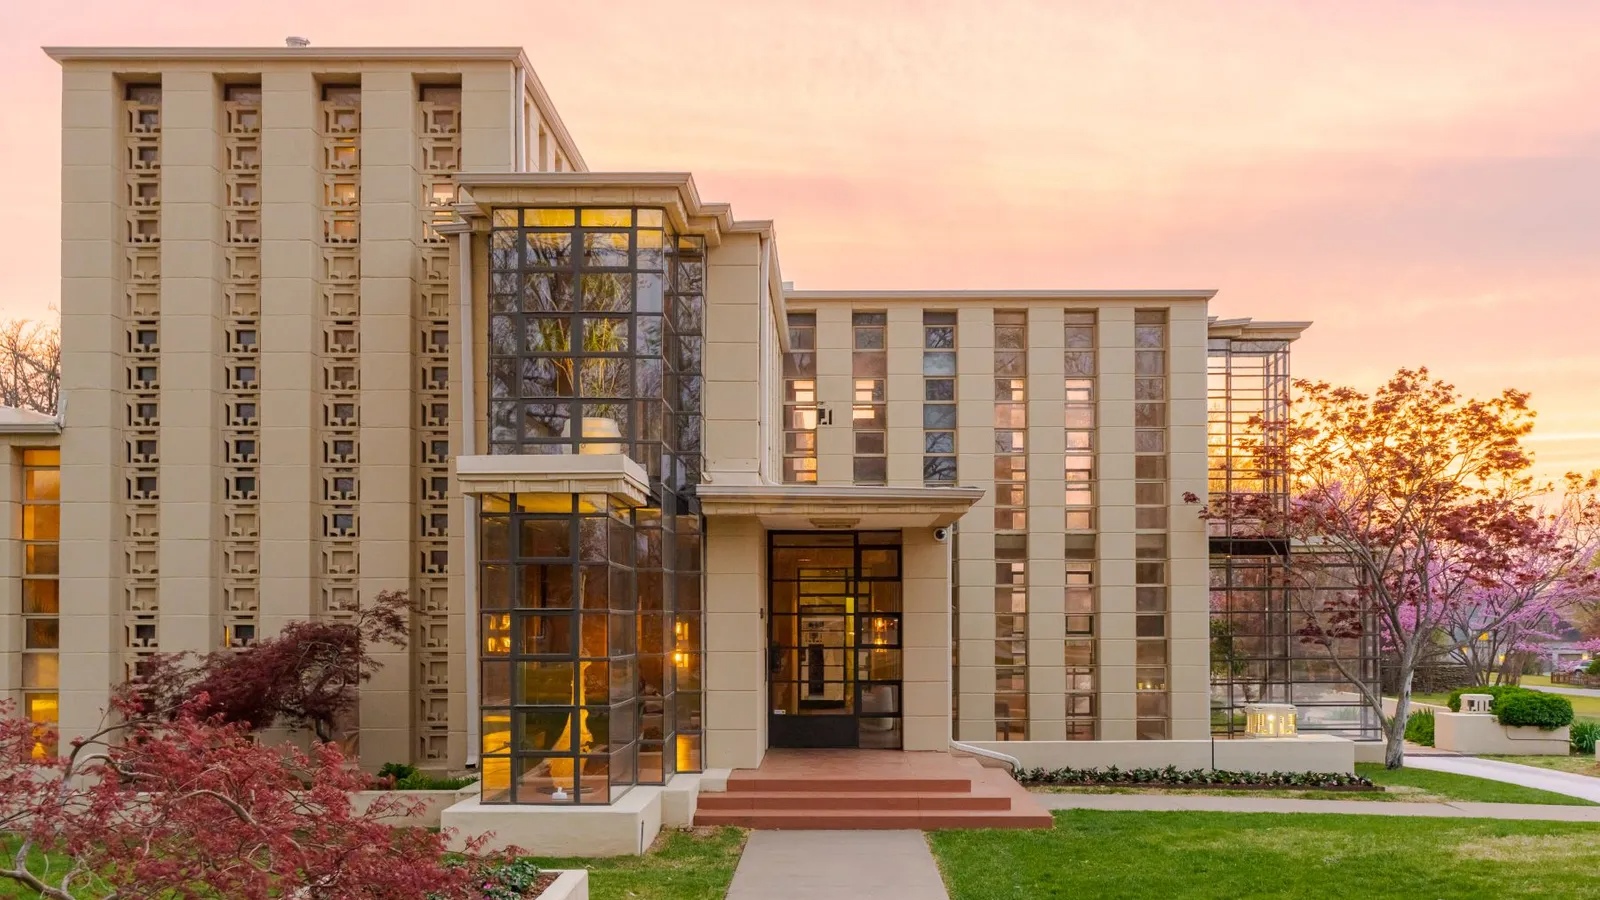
[1194,368,1600,768]
[1438,494,1600,685]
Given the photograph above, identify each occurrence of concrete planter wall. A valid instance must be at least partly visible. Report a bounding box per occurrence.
[349,785,479,829]
[535,870,589,900]
[964,734,1357,774]
[1434,711,1571,755]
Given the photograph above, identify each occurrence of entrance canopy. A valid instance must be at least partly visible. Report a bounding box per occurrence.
[696,483,983,530]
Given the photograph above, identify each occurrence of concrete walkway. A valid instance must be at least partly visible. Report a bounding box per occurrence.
[725,830,949,900]
[1530,684,1600,699]
[1405,754,1600,803]
[1035,792,1600,821]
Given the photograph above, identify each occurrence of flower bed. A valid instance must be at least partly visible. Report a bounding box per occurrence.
[1017,765,1379,791]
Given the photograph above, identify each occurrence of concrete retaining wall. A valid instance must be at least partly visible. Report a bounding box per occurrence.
[1433,712,1570,755]
[964,734,1356,774]
[348,786,478,829]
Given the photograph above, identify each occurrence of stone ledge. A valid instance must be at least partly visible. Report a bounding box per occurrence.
[454,453,650,507]
[442,786,664,857]
[537,870,589,900]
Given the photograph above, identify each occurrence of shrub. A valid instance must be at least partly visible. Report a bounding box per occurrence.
[1586,659,1600,676]
[1495,691,1574,730]
[1445,684,1526,712]
[377,761,417,782]
[373,761,478,791]
[1015,766,1374,789]
[1404,709,1436,747]
[1570,720,1600,755]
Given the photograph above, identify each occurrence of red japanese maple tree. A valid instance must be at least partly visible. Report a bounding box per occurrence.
[122,590,410,743]
[0,699,507,899]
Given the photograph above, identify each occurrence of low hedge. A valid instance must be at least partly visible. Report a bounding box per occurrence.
[373,761,479,791]
[1017,765,1375,790]
[1445,684,1526,712]
[1495,691,1574,730]
[1443,685,1575,730]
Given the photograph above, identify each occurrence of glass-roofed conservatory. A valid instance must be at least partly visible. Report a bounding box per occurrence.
[1206,329,1379,741]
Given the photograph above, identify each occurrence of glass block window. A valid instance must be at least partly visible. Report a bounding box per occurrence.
[852,312,887,484]
[994,534,1028,740]
[993,311,1027,531]
[993,311,1028,741]
[1063,311,1096,530]
[1134,309,1169,740]
[1065,534,1096,740]
[782,313,818,484]
[922,311,957,484]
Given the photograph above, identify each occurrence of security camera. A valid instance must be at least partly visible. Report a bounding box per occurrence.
[933,527,950,543]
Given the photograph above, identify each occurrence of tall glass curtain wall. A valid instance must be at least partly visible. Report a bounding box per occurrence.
[482,207,705,804]
[1206,337,1378,738]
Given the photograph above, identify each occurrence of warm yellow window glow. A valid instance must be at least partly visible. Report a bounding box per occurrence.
[1243,703,1298,738]
[484,614,512,655]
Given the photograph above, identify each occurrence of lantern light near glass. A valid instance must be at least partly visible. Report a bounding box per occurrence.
[1243,703,1298,738]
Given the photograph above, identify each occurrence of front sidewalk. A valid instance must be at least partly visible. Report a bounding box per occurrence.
[725,830,950,900]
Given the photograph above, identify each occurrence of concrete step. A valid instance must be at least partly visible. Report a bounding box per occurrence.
[699,790,1013,811]
[694,808,1055,830]
[724,775,973,793]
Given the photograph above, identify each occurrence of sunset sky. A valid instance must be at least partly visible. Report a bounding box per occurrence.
[5,1,1596,483]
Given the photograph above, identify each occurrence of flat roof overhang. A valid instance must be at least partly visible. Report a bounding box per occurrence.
[697,483,984,530]
[454,453,651,508]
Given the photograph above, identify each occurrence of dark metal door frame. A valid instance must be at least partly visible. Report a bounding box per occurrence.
[766,531,903,749]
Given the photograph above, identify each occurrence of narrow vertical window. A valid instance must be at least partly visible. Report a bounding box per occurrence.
[922,311,957,484]
[993,310,1028,740]
[782,313,818,483]
[851,312,887,484]
[21,449,61,757]
[1064,311,1097,739]
[1133,309,1170,740]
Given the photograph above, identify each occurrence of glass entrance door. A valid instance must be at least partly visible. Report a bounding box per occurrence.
[768,532,903,749]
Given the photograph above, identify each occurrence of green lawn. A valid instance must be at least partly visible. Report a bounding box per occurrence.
[1356,762,1597,806]
[929,810,1600,899]
[0,838,98,899]
[522,826,745,900]
[1521,678,1600,718]
[1481,754,1600,778]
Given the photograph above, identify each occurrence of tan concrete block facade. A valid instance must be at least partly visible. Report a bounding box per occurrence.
[19,44,1344,795]
[45,48,584,768]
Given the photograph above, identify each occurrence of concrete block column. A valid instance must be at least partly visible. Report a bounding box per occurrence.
[258,71,321,634]
[703,516,766,770]
[58,66,125,744]
[1096,308,1137,740]
[358,70,421,767]
[157,70,225,655]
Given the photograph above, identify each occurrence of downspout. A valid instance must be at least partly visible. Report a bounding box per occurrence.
[458,230,482,767]
[946,525,1021,774]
